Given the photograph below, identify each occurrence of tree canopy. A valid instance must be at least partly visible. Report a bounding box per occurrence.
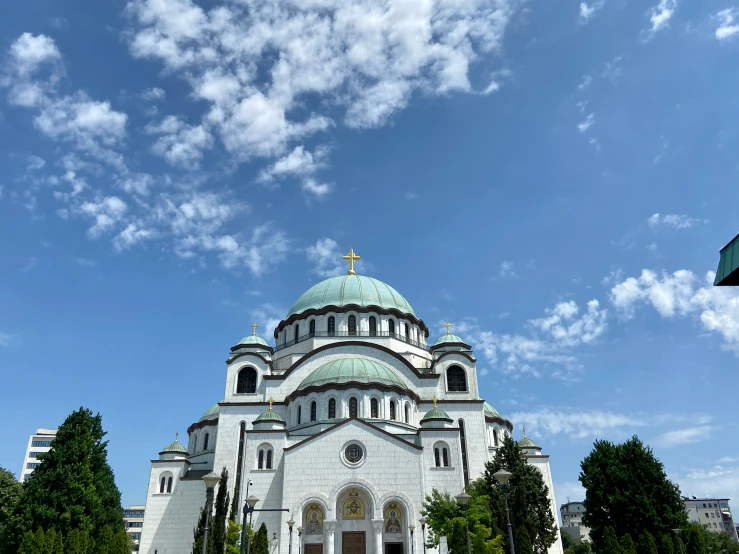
[579,436,687,548]
[0,467,22,539]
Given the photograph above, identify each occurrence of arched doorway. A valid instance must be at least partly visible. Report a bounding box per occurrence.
[335,487,375,554]
[381,501,409,554]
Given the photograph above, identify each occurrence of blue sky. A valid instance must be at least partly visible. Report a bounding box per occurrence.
[2,0,739,516]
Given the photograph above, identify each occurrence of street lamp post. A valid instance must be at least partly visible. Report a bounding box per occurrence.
[409,525,416,554]
[493,469,516,554]
[456,493,472,554]
[419,517,427,554]
[240,480,254,554]
[297,526,303,554]
[672,530,685,554]
[245,495,261,554]
[288,519,295,554]
[201,472,221,554]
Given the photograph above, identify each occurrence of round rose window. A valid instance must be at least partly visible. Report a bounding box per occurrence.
[345,444,363,463]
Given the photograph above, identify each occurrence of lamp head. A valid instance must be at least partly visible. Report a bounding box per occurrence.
[671,529,682,535]
[247,495,260,509]
[456,492,471,506]
[288,519,295,530]
[298,526,304,534]
[409,525,416,532]
[493,469,512,487]
[202,471,221,489]
[419,517,426,527]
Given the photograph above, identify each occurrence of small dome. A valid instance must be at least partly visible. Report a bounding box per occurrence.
[287,274,416,318]
[161,439,187,454]
[199,403,220,422]
[518,435,540,449]
[237,335,271,348]
[298,358,406,391]
[431,333,471,349]
[483,401,502,418]
[254,410,286,425]
[421,407,453,423]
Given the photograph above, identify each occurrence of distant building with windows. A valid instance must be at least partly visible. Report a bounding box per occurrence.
[560,501,591,542]
[683,497,738,540]
[123,505,146,552]
[19,429,57,482]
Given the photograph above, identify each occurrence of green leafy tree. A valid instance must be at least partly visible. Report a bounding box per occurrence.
[211,468,230,554]
[3,408,124,553]
[252,523,269,554]
[601,527,621,554]
[637,531,658,554]
[225,520,242,554]
[621,534,637,554]
[659,535,674,554]
[64,529,93,554]
[482,435,558,554]
[47,529,64,554]
[569,541,593,554]
[18,529,43,554]
[516,526,533,554]
[560,531,574,552]
[579,436,687,549]
[685,526,706,554]
[0,467,23,541]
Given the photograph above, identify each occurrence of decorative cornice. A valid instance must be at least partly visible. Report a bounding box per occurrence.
[219,401,287,407]
[283,417,423,452]
[274,304,430,338]
[150,459,191,464]
[286,382,420,403]
[431,351,477,366]
[418,399,484,404]
[229,343,274,354]
[226,351,272,365]
[485,416,513,430]
[266,342,439,381]
[186,418,218,434]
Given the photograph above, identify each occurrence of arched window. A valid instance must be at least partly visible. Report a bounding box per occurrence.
[447,366,468,392]
[349,397,358,418]
[311,401,317,422]
[191,433,198,453]
[404,403,410,423]
[369,316,377,336]
[160,477,166,493]
[266,450,273,469]
[493,429,499,447]
[236,367,257,394]
[389,319,395,336]
[258,450,264,469]
[309,319,316,337]
[434,448,441,467]
[442,448,449,467]
[203,433,210,451]
[328,398,336,419]
[348,315,357,336]
[370,398,378,418]
[328,316,335,336]
[405,324,410,341]
[297,405,302,425]
[390,400,396,421]
[167,476,173,493]
[294,325,299,343]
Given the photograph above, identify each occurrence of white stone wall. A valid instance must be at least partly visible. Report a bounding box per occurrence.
[528,456,564,554]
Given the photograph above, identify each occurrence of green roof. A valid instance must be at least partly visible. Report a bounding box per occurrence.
[483,401,501,418]
[237,335,271,348]
[287,275,416,318]
[161,439,187,453]
[254,410,285,424]
[715,233,739,286]
[298,358,406,391]
[199,403,220,422]
[421,407,452,422]
[518,436,540,448]
[431,334,470,348]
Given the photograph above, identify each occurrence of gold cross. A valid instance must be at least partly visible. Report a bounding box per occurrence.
[342,248,361,275]
[444,321,452,335]
[268,397,274,411]
[432,395,438,408]
[252,322,258,336]
[522,425,527,438]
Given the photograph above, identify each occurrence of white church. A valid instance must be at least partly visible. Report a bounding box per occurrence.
[139,250,562,554]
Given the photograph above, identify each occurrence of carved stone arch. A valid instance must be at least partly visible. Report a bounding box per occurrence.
[295,494,331,519]
[329,478,381,519]
[377,491,416,524]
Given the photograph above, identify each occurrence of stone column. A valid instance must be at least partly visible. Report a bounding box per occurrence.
[372,519,384,554]
[325,521,337,554]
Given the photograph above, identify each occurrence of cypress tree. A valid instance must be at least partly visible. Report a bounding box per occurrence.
[685,526,706,554]
[252,523,269,554]
[659,535,675,554]
[621,534,637,554]
[602,527,622,554]
[637,531,658,554]
[96,526,113,554]
[192,505,210,554]
[515,526,533,554]
[4,408,124,553]
[211,468,230,554]
[18,530,42,554]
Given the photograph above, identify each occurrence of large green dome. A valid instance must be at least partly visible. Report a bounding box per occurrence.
[287,275,416,318]
[298,358,406,391]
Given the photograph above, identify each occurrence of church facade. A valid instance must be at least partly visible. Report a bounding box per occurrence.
[138,251,563,554]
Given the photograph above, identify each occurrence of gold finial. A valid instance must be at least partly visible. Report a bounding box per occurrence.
[523,426,527,438]
[444,321,452,335]
[175,431,179,442]
[432,395,438,408]
[268,397,274,411]
[342,248,361,275]
[252,322,258,336]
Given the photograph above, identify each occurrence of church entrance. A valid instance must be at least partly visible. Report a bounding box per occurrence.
[385,543,403,554]
[342,532,365,554]
[305,546,323,554]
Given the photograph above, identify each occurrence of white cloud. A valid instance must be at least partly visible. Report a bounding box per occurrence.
[718,456,739,463]
[610,269,739,352]
[500,260,518,278]
[647,213,704,229]
[140,87,166,100]
[74,257,96,267]
[530,299,608,347]
[306,238,345,277]
[653,425,718,447]
[8,33,61,76]
[579,1,605,24]
[78,196,128,238]
[251,303,285,342]
[113,223,158,251]
[511,408,646,439]
[578,75,592,91]
[26,155,46,170]
[578,113,595,132]
[675,463,739,505]
[714,9,739,40]
[145,115,213,169]
[301,178,331,198]
[258,146,329,182]
[646,0,677,36]
[0,332,14,347]
[554,482,587,506]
